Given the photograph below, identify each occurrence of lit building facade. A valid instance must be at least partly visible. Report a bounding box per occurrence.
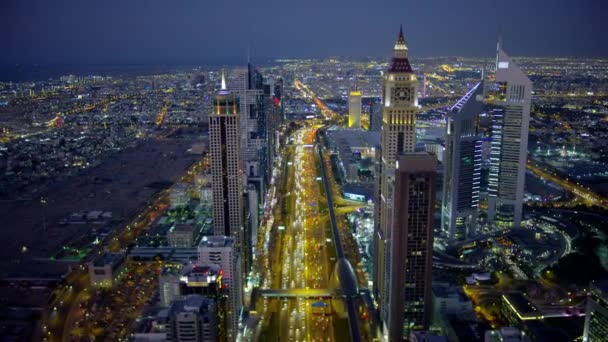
[441,82,483,241]
[209,73,243,242]
[167,295,218,342]
[487,45,532,228]
[197,236,242,341]
[387,153,436,340]
[373,25,419,324]
[348,90,362,129]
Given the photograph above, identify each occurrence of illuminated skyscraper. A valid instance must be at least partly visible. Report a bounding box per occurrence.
[198,236,242,341]
[387,153,436,340]
[209,72,243,242]
[348,89,362,129]
[487,44,532,228]
[373,25,419,324]
[441,82,483,241]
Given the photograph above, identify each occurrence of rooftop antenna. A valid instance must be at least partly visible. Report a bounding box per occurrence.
[221,69,227,90]
[497,24,504,52]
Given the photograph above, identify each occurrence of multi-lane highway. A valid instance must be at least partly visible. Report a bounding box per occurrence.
[252,124,337,341]
[527,160,608,209]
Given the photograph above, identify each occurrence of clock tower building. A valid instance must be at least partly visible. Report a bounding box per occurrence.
[373,25,419,325]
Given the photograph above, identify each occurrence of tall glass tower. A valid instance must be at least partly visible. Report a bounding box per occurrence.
[209,72,243,242]
[487,44,532,228]
[441,82,483,241]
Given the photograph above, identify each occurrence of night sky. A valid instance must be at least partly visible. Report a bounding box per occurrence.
[2,0,606,65]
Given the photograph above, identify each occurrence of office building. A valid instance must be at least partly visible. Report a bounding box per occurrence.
[583,280,608,341]
[179,263,222,297]
[230,65,270,193]
[167,295,217,342]
[170,183,191,209]
[274,77,285,122]
[349,89,362,129]
[432,282,474,318]
[159,264,223,308]
[500,293,544,327]
[209,72,243,242]
[441,82,484,241]
[87,252,126,287]
[484,327,530,342]
[387,153,436,340]
[159,267,182,307]
[244,185,258,274]
[198,236,242,341]
[487,44,532,228]
[369,98,382,132]
[373,25,419,323]
[167,223,195,248]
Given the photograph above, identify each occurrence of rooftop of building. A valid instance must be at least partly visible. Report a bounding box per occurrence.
[181,263,221,277]
[326,129,380,149]
[170,294,216,316]
[91,252,124,268]
[198,235,234,248]
[432,283,470,302]
[160,266,181,276]
[502,293,543,319]
[168,223,194,233]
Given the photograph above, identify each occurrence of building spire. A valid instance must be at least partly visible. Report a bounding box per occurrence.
[221,69,227,90]
[394,24,408,58]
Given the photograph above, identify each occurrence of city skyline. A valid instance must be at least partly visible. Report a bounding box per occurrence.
[1,5,608,339]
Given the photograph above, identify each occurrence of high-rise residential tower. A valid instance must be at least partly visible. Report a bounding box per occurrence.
[373,25,419,323]
[348,89,362,129]
[387,153,436,340]
[487,44,532,228]
[209,72,243,242]
[441,82,484,241]
[198,236,242,341]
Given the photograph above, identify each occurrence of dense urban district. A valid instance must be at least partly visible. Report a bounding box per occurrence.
[1,28,608,342]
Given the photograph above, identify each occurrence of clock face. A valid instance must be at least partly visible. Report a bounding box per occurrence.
[393,87,411,103]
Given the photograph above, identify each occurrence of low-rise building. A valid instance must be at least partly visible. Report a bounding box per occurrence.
[167,223,195,248]
[484,327,530,342]
[170,183,191,208]
[432,282,474,318]
[87,252,126,287]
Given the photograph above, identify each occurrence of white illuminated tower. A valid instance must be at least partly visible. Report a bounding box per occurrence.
[373,25,419,324]
[209,72,243,242]
[441,82,484,241]
[487,44,532,228]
